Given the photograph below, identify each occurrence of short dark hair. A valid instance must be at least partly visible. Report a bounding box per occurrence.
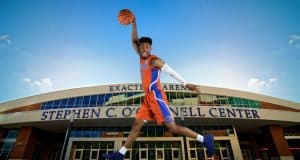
[138,37,152,46]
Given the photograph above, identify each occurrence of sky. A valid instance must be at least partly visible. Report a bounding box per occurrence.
[0,0,299,103]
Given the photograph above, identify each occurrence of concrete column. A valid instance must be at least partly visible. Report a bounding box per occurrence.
[9,127,39,160]
[230,137,244,160]
[114,139,123,151]
[231,126,244,160]
[268,125,293,160]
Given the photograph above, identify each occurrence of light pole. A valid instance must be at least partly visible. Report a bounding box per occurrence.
[59,111,74,160]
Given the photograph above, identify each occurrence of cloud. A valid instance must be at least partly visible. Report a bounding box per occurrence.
[0,34,12,46]
[247,77,277,92]
[288,34,300,49]
[24,77,53,92]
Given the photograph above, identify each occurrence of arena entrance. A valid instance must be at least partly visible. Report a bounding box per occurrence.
[67,137,239,160]
[69,138,184,160]
[187,138,233,160]
[64,125,242,159]
[72,141,114,160]
[122,140,183,160]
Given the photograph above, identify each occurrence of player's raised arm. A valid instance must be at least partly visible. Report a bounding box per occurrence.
[151,58,201,93]
[131,20,139,54]
[118,9,139,54]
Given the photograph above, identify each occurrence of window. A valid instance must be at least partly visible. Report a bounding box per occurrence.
[126,92,137,106]
[242,99,249,107]
[97,94,105,107]
[7,130,18,139]
[235,98,242,106]
[82,96,91,107]
[91,150,98,159]
[108,93,122,106]
[175,92,185,106]
[183,92,198,106]
[0,129,18,160]
[75,150,81,159]
[41,103,47,110]
[0,142,14,160]
[255,101,261,108]
[168,92,179,106]
[216,96,227,105]
[67,98,76,107]
[89,95,97,107]
[53,100,61,109]
[75,97,84,108]
[46,101,54,109]
[103,94,113,106]
[60,99,68,108]
[118,93,127,106]
[40,91,261,110]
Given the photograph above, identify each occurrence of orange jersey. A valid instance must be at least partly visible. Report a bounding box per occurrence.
[137,54,174,125]
[140,54,163,93]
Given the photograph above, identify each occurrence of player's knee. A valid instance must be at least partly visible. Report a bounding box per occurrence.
[167,125,178,134]
[133,119,144,127]
[131,120,144,134]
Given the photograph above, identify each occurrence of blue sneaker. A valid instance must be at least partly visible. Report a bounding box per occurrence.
[203,134,214,157]
[101,151,124,160]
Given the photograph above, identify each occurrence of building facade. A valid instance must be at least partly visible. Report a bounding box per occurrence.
[0,83,299,160]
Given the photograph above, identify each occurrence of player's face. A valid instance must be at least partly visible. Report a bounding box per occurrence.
[139,42,151,58]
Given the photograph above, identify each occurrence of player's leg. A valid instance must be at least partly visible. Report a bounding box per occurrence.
[102,101,152,160]
[164,119,214,157]
[150,89,214,157]
[165,121,197,138]
[123,119,146,148]
[101,119,145,160]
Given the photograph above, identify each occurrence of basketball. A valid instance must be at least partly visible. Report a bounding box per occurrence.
[118,9,135,25]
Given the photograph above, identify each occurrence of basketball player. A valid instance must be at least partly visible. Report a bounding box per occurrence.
[102,15,214,160]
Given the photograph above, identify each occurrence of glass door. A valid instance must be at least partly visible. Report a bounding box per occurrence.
[242,149,253,160]
[189,148,198,160]
[139,148,148,160]
[124,149,131,160]
[73,149,83,160]
[156,148,164,160]
[220,147,230,160]
[90,149,99,160]
[172,148,181,160]
[188,140,233,160]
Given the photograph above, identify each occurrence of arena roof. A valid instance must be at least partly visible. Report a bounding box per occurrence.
[0,83,299,113]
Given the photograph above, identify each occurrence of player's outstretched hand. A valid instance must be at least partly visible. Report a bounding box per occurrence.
[186,83,201,94]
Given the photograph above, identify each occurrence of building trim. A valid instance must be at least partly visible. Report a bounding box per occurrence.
[0,83,299,113]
